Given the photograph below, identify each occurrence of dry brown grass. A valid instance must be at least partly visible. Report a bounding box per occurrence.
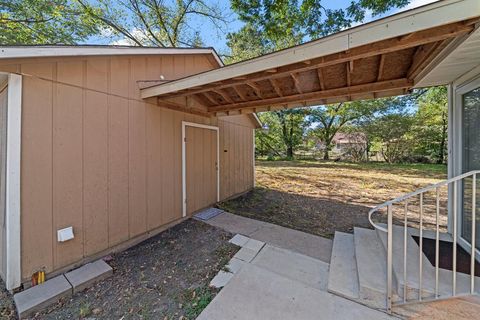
[219,160,448,238]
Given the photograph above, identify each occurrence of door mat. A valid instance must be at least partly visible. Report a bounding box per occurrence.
[194,207,224,221]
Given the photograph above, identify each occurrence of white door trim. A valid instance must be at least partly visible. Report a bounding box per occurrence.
[5,73,21,290]
[181,121,220,217]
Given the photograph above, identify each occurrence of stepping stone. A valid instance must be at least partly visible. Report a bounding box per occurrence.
[14,275,72,319]
[64,260,113,294]
[233,247,259,263]
[229,234,250,247]
[225,257,246,274]
[243,238,265,252]
[210,270,234,288]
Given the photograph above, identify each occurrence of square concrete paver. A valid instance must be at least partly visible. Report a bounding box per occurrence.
[233,247,260,263]
[64,260,113,293]
[198,264,395,320]
[229,234,249,247]
[210,271,234,288]
[225,257,246,274]
[14,275,72,319]
[243,238,265,252]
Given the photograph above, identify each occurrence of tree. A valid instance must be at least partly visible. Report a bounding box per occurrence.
[414,86,448,164]
[77,0,228,47]
[309,99,390,160]
[0,0,99,44]
[256,109,309,159]
[227,0,411,63]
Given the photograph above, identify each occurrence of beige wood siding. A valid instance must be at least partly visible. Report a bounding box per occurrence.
[218,117,255,200]
[0,54,255,282]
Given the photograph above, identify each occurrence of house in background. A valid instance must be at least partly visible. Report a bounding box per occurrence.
[315,132,367,158]
[0,46,260,290]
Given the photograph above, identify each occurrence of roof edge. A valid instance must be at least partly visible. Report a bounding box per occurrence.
[0,45,224,67]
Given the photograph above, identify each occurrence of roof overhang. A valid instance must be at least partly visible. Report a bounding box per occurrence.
[0,45,224,67]
[140,0,480,117]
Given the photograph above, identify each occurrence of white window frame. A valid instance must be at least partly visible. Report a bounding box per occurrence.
[451,75,480,259]
[181,121,220,217]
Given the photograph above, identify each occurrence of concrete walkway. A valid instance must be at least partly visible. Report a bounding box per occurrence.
[198,233,396,320]
[201,212,333,263]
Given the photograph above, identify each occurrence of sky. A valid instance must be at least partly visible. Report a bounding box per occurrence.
[85,0,437,54]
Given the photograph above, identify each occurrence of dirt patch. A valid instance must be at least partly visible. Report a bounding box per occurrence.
[0,280,16,319]
[219,160,448,238]
[1,219,237,320]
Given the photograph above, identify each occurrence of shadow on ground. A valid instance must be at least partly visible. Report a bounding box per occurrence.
[219,187,373,239]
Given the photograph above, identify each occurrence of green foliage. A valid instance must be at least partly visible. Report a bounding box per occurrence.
[226,0,411,63]
[413,86,448,163]
[0,0,99,44]
[256,109,310,159]
[181,286,215,319]
[78,0,228,47]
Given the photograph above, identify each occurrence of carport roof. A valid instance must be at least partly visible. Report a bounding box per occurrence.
[141,0,480,116]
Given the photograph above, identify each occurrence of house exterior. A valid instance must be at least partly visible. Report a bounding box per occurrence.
[315,132,367,156]
[0,46,260,290]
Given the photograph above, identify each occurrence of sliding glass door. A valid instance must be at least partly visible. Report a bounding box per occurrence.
[460,83,480,250]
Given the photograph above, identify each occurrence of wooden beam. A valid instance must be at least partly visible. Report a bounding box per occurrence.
[346,63,351,87]
[269,79,283,97]
[245,81,263,98]
[290,73,303,94]
[154,21,473,100]
[317,68,325,90]
[212,89,234,104]
[377,54,385,82]
[232,85,248,101]
[208,78,413,113]
[349,60,354,72]
[407,40,448,79]
[157,97,211,117]
[201,92,219,105]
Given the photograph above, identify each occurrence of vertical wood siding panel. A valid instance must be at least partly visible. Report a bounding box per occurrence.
[160,109,176,223]
[21,62,54,278]
[218,121,225,200]
[108,58,130,246]
[84,58,109,256]
[128,57,147,237]
[146,57,163,228]
[173,112,183,220]
[53,61,84,268]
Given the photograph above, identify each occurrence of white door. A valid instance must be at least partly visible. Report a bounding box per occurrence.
[0,85,7,279]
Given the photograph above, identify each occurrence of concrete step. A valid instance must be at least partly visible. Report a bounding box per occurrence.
[327,232,359,300]
[376,224,480,300]
[354,227,389,309]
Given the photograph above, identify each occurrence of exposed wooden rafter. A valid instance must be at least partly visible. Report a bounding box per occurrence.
[290,73,303,94]
[151,21,474,100]
[208,78,413,113]
[212,89,234,104]
[377,54,385,81]
[317,68,325,90]
[245,81,263,98]
[232,86,248,101]
[269,79,283,97]
[202,92,219,105]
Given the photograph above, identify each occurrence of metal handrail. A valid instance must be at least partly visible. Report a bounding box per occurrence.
[367,169,480,314]
[368,170,480,233]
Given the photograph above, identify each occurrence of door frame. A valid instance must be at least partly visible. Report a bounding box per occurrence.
[452,75,480,258]
[181,121,220,217]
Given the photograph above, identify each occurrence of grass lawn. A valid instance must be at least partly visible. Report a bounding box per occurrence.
[218,160,448,239]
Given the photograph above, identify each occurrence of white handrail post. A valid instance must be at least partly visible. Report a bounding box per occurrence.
[403,201,408,303]
[419,192,423,301]
[471,173,476,294]
[387,204,393,314]
[453,180,457,296]
[435,187,440,298]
